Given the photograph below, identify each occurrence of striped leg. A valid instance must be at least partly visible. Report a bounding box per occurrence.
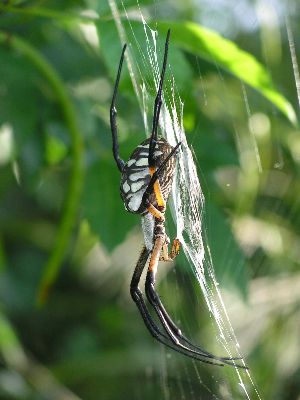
[110,44,126,172]
[143,235,247,368]
[148,30,171,168]
[143,142,181,220]
[130,248,230,366]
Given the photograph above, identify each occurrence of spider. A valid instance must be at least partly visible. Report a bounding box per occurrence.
[110,30,246,368]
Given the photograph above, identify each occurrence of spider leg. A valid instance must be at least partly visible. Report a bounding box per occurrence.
[110,44,127,172]
[157,240,242,362]
[142,142,181,220]
[148,29,171,167]
[144,237,248,369]
[146,273,244,364]
[130,247,226,366]
[146,203,165,221]
[160,238,181,261]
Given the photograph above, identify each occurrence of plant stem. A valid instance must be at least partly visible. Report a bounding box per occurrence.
[0,31,84,305]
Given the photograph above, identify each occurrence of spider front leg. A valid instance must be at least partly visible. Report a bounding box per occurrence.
[110,44,127,172]
[148,29,170,167]
[142,142,181,221]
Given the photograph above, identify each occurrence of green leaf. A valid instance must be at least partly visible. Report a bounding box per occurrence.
[82,159,137,251]
[0,47,38,150]
[0,310,25,366]
[205,202,248,297]
[96,0,153,16]
[0,32,84,304]
[154,21,297,126]
[45,132,68,165]
[96,20,193,97]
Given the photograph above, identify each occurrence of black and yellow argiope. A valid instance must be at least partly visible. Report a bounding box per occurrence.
[110,30,246,368]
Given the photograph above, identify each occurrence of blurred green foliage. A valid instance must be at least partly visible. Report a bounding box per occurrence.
[0,0,300,399]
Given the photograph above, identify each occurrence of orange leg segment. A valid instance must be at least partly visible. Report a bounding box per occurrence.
[147,204,165,221]
[149,236,165,274]
[149,166,166,210]
[160,239,181,261]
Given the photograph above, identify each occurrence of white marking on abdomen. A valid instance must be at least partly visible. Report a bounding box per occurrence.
[136,158,148,167]
[127,159,136,167]
[131,181,144,192]
[130,169,148,181]
[122,181,130,193]
[128,191,143,211]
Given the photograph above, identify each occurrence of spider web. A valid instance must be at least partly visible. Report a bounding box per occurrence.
[108,0,263,398]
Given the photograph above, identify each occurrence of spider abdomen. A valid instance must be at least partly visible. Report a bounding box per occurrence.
[120,137,176,214]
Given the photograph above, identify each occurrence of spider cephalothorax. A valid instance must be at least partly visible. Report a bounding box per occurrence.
[110,29,247,369]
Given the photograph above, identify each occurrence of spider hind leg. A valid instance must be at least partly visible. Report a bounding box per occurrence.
[144,237,248,369]
[130,247,226,367]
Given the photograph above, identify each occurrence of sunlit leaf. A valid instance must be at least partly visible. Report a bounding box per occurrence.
[45,134,68,165]
[96,20,193,97]
[155,21,297,125]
